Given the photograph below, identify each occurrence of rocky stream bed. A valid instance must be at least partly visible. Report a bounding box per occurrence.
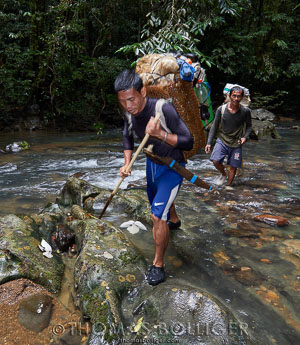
[0,115,299,345]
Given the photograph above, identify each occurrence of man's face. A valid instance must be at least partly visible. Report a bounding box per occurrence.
[229,90,243,106]
[117,87,146,116]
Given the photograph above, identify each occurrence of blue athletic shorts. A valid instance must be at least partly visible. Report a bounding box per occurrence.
[146,158,184,221]
[210,138,242,168]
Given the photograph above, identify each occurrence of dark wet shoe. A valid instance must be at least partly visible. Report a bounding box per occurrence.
[167,220,181,229]
[146,265,165,286]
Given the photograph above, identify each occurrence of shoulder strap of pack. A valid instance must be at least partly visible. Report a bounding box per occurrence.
[221,103,227,116]
[156,98,172,134]
[125,98,172,135]
[124,111,133,135]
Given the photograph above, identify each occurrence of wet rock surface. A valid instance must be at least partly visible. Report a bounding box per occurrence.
[46,177,250,345]
[18,293,53,332]
[0,278,83,345]
[0,124,299,345]
[53,173,300,344]
[251,108,275,121]
[120,282,247,345]
[0,214,64,293]
[74,154,299,345]
[250,119,280,139]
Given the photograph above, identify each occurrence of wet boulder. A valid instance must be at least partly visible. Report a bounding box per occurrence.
[0,249,22,283]
[111,188,152,224]
[73,218,147,344]
[57,177,152,223]
[120,282,248,345]
[56,177,104,208]
[250,119,280,139]
[251,108,275,121]
[54,178,250,345]
[74,217,249,345]
[18,293,53,332]
[0,214,64,293]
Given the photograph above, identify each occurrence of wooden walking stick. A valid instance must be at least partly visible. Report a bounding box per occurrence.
[144,148,215,191]
[98,103,163,219]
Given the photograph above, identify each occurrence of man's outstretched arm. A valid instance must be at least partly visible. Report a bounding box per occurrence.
[120,149,133,178]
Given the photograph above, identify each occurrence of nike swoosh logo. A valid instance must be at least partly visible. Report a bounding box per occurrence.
[154,202,164,206]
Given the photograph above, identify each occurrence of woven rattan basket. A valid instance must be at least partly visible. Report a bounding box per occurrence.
[146,80,206,160]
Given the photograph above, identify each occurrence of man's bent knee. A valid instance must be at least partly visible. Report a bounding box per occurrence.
[152,213,167,226]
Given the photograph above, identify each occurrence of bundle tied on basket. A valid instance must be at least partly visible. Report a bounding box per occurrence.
[145,80,206,160]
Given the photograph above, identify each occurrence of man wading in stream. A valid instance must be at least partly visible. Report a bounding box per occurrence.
[205,86,252,190]
[114,69,193,285]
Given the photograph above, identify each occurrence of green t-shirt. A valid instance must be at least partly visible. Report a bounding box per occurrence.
[207,104,252,147]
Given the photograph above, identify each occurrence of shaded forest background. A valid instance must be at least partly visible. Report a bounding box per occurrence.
[0,0,299,131]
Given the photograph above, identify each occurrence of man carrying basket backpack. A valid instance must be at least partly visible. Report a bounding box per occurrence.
[114,69,193,286]
[205,86,252,189]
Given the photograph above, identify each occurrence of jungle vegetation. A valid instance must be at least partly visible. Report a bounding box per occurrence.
[0,0,299,130]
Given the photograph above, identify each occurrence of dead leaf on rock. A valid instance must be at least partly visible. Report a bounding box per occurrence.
[241,267,251,272]
[254,214,289,226]
[213,251,230,264]
[260,258,272,264]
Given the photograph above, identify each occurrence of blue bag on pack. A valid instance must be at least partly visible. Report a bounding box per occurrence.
[177,58,195,82]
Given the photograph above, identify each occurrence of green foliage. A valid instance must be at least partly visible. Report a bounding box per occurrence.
[117,0,241,67]
[0,0,133,129]
[20,141,30,150]
[93,121,105,136]
[117,0,299,116]
[0,1,33,114]
[251,90,289,110]
[0,0,299,127]
[208,0,298,83]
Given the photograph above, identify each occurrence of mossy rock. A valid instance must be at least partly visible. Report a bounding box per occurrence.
[57,177,152,224]
[0,214,64,293]
[0,250,22,284]
[73,218,147,344]
[251,119,280,139]
[115,189,152,225]
[120,282,248,345]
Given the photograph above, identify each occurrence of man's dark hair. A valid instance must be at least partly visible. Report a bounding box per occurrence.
[230,86,244,97]
[114,69,143,93]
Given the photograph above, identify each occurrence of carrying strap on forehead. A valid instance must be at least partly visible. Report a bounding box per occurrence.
[125,98,171,135]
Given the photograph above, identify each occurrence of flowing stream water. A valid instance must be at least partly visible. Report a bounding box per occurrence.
[0,123,299,345]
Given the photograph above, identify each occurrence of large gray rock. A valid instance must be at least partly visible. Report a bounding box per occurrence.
[73,217,146,345]
[56,176,104,208]
[57,176,152,223]
[250,119,280,139]
[120,282,247,345]
[251,108,275,121]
